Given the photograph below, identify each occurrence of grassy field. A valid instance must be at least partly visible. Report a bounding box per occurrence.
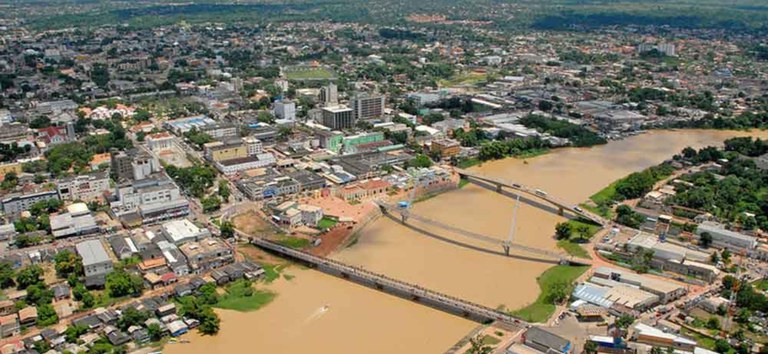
[284,67,335,80]
[439,71,488,87]
[458,178,470,188]
[317,217,338,229]
[557,240,591,259]
[215,280,276,312]
[262,263,288,283]
[276,236,311,249]
[457,158,482,168]
[589,180,619,206]
[511,265,588,323]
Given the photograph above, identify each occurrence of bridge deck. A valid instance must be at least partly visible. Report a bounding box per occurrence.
[455,168,607,226]
[247,236,525,325]
[376,201,567,261]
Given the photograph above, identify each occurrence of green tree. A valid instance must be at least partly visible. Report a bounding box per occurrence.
[700,232,713,248]
[54,250,83,278]
[117,307,149,331]
[584,341,598,354]
[64,324,88,343]
[546,280,570,304]
[26,284,53,306]
[405,154,433,169]
[16,265,43,289]
[147,323,163,341]
[105,269,143,298]
[0,262,15,288]
[36,303,59,327]
[616,314,635,329]
[721,249,731,264]
[706,317,721,330]
[218,180,231,201]
[467,335,493,354]
[555,222,572,240]
[220,221,235,239]
[714,339,731,353]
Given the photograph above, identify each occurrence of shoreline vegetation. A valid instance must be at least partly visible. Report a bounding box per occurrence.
[509,265,589,323]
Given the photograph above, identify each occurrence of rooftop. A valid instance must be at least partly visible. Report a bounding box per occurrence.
[76,239,111,266]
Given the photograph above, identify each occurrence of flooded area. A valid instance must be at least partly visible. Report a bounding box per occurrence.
[163,268,476,354]
[169,130,768,354]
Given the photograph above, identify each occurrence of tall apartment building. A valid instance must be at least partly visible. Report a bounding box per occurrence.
[322,106,354,130]
[319,83,338,106]
[274,100,296,121]
[350,93,385,121]
[57,170,111,202]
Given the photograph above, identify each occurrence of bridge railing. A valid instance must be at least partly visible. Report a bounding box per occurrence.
[247,235,523,324]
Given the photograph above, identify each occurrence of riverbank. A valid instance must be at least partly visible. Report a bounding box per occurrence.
[174,129,768,354]
[510,265,589,323]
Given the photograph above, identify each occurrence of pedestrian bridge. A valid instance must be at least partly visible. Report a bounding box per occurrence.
[454,168,607,226]
[375,201,592,266]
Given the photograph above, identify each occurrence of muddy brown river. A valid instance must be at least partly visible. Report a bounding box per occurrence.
[165,130,768,354]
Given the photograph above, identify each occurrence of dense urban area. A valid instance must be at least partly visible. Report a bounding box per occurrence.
[0,0,767,354]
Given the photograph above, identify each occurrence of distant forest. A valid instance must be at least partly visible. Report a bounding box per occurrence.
[8,0,768,32]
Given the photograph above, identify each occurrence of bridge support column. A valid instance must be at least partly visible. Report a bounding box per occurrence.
[400,214,408,224]
[496,184,502,193]
[558,207,564,216]
[502,244,510,256]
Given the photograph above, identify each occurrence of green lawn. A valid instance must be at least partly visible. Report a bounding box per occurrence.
[276,236,310,249]
[317,217,338,229]
[439,71,488,87]
[481,335,501,345]
[215,280,276,312]
[284,68,335,80]
[557,240,591,259]
[511,265,589,323]
[589,180,619,205]
[261,263,287,283]
[681,328,717,351]
[580,202,613,219]
[458,178,470,188]
[457,158,482,168]
[567,219,601,239]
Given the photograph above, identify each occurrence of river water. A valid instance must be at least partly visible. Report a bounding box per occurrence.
[166,130,768,354]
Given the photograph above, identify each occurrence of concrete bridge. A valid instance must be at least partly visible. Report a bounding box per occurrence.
[455,168,607,226]
[375,201,592,266]
[246,235,529,326]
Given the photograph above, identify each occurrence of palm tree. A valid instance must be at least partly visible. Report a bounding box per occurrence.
[467,336,493,354]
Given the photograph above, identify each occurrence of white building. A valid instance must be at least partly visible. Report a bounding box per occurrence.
[146,132,175,151]
[695,221,758,252]
[76,239,113,278]
[50,203,99,238]
[243,137,263,156]
[161,219,211,245]
[274,100,296,121]
[214,153,277,176]
[297,204,323,226]
[57,170,111,202]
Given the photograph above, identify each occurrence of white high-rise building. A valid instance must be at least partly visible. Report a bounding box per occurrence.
[320,83,339,106]
[274,100,296,121]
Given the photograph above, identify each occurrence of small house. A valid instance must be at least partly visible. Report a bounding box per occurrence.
[167,320,188,337]
[210,269,229,285]
[18,307,37,328]
[156,303,177,317]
